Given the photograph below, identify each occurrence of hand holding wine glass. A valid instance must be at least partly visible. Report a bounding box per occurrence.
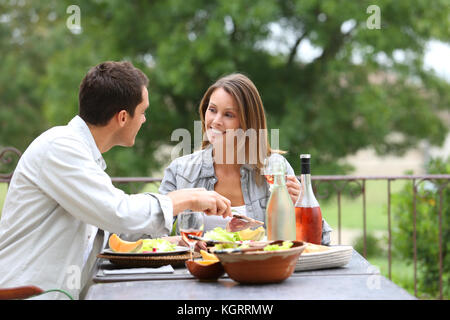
[178,210,205,260]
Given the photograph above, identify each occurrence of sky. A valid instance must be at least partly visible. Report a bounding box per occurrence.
[423,40,450,82]
[263,22,450,83]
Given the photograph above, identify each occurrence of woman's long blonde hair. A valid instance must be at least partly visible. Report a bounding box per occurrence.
[199,73,285,184]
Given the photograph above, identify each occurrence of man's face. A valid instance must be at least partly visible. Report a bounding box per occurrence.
[120,86,149,147]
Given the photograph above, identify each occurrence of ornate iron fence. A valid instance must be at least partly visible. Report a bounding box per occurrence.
[0,147,448,299]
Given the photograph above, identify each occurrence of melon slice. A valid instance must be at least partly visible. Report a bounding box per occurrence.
[200,250,219,261]
[108,233,143,253]
[195,260,220,266]
[238,227,265,241]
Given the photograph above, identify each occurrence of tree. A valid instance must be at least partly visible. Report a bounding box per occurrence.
[0,0,449,178]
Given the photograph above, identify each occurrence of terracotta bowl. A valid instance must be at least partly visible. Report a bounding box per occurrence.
[185,260,225,281]
[214,240,306,284]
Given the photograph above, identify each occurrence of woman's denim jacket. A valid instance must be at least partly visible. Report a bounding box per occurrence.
[159,145,332,245]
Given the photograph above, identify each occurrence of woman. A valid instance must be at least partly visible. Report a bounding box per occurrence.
[159,73,332,245]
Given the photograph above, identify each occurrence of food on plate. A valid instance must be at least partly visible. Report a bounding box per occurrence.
[203,227,263,250]
[108,234,143,253]
[263,241,294,251]
[108,234,176,253]
[212,240,296,252]
[204,226,265,242]
[238,227,265,241]
[226,214,264,232]
[303,242,331,253]
[204,227,242,242]
[140,238,177,253]
[204,227,270,251]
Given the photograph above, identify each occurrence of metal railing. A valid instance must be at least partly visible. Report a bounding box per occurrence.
[312,174,449,300]
[0,147,448,299]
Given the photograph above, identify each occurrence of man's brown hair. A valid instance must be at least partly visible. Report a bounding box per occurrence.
[78,61,149,125]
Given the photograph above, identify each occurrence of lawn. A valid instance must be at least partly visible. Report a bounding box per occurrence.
[319,179,407,233]
[0,183,7,218]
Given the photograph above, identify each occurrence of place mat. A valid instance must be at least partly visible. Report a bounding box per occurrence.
[93,259,197,283]
[102,265,174,275]
[97,251,201,268]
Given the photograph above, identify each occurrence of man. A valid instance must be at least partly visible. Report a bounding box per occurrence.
[0,61,231,299]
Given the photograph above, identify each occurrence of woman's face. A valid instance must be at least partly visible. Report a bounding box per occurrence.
[204,87,241,146]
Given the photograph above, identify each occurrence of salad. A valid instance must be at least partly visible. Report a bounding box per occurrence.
[139,238,177,253]
[204,227,242,242]
[204,227,294,252]
[263,241,293,251]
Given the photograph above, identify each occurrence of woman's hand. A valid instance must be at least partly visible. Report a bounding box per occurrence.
[286,175,301,204]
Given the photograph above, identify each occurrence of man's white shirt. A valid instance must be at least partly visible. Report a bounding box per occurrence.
[0,116,173,299]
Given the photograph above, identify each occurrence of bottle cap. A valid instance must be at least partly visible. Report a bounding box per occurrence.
[300,154,311,174]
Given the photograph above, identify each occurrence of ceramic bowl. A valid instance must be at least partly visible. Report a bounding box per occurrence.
[214,240,306,284]
[185,260,225,281]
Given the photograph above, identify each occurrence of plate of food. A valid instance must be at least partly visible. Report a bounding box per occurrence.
[102,234,189,256]
[102,246,189,256]
[295,243,353,271]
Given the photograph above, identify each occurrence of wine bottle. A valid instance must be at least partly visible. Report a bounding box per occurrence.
[265,157,296,241]
[294,154,323,244]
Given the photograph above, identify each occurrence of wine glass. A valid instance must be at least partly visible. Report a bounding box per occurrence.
[178,210,205,260]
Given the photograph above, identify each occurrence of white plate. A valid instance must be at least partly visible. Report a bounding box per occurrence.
[295,245,353,271]
[102,246,189,256]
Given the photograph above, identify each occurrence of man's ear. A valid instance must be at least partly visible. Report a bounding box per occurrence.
[116,110,128,127]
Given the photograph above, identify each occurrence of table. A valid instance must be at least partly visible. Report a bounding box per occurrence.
[85,250,416,300]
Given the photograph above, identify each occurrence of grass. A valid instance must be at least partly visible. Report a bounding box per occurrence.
[320,180,407,232]
[0,183,7,219]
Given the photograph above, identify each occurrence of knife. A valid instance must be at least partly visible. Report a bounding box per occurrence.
[213,244,268,254]
[187,234,236,246]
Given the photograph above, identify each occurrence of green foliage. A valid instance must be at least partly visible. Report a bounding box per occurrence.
[353,233,385,259]
[391,157,450,298]
[0,0,449,178]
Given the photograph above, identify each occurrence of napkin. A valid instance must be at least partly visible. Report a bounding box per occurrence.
[103,265,174,275]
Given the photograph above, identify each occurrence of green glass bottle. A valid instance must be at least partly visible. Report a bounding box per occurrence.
[265,158,297,240]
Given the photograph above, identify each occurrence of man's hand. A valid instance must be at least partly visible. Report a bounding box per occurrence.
[161,236,207,252]
[167,188,232,218]
[286,176,301,204]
